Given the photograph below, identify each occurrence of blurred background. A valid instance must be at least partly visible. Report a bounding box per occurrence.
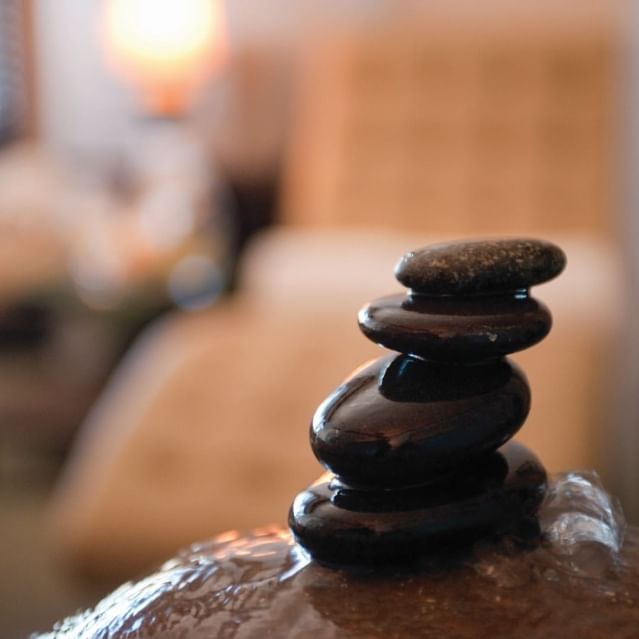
[2,0,638,635]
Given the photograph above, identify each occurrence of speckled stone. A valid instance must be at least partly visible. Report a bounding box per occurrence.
[358,292,551,360]
[395,238,566,295]
[311,354,530,488]
[289,441,546,565]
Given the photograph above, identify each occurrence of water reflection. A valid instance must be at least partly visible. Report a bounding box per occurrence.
[36,477,638,638]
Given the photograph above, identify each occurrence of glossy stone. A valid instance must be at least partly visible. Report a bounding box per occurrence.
[395,238,566,295]
[38,476,639,639]
[289,441,546,565]
[358,292,552,360]
[311,354,530,488]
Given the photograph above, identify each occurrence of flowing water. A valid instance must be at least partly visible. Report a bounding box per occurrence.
[36,474,638,638]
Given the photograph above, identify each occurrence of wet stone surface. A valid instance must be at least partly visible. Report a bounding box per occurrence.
[297,238,565,563]
[310,355,530,487]
[358,292,552,360]
[36,474,639,639]
[395,238,566,296]
[289,441,546,565]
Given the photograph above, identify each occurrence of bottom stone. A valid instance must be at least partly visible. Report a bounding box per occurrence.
[289,441,546,565]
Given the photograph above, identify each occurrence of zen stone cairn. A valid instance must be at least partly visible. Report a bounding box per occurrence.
[289,238,566,564]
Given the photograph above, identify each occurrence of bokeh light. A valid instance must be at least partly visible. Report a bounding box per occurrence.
[167,254,224,310]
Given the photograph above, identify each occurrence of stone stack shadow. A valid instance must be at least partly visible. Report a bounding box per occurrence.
[289,239,566,565]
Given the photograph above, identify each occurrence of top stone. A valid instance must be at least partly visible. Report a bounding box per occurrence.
[395,238,566,296]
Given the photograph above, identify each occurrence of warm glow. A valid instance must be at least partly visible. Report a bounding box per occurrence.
[102,0,226,113]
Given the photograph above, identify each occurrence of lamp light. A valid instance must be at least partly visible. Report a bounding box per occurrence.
[101,0,226,115]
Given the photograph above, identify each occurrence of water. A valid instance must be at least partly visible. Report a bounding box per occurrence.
[540,471,625,578]
[34,475,638,638]
[35,527,312,639]
[474,471,627,587]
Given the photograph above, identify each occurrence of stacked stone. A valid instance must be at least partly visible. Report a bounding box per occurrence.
[289,238,566,565]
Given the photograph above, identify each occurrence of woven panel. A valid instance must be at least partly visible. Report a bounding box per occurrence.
[283,27,616,236]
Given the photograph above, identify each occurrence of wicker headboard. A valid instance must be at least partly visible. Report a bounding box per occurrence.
[282,20,618,237]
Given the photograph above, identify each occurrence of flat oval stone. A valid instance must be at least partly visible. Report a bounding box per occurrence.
[395,238,566,295]
[289,441,546,565]
[358,293,551,360]
[311,354,530,488]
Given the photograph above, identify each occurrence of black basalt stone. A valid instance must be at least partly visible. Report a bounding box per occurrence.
[287,237,562,566]
[310,354,530,488]
[358,292,552,360]
[395,238,566,296]
[289,441,546,565]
